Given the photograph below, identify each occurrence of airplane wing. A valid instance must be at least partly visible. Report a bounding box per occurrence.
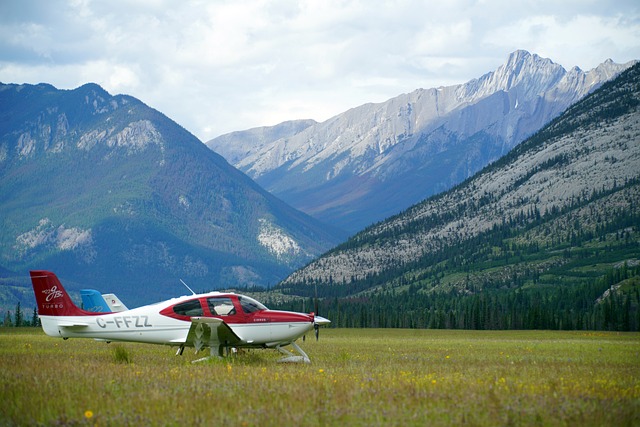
[184,317,243,354]
[58,321,90,327]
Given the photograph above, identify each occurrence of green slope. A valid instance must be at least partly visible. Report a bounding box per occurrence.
[0,83,344,308]
[271,63,640,331]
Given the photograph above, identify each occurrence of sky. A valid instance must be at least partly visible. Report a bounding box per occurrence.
[1,0,639,142]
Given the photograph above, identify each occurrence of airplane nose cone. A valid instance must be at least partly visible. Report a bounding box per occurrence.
[314,315,331,326]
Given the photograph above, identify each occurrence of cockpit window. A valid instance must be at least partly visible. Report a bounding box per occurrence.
[207,297,236,316]
[239,295,267,313]
[172,299,203,317]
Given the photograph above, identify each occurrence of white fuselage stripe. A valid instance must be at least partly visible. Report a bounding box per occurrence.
[40,313,314,347]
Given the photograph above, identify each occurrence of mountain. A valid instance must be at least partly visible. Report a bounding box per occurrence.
[207,51,636,233]
[0,83,344,308]
[208,119,317,165]
[271,62,640,330]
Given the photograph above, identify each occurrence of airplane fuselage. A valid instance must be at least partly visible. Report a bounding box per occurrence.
[30,270,329,362]
[40,295,315,348]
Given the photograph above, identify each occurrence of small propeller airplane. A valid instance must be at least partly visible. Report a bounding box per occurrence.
[30,270,330,363]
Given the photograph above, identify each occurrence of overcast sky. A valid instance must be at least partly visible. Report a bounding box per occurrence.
[1,0,639,142]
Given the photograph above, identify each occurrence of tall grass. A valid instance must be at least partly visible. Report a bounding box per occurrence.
[112,344,132,364]
[1,328,638,426]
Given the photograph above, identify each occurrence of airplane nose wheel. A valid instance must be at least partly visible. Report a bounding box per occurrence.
[314,283,320,341]
[277,342,310,363]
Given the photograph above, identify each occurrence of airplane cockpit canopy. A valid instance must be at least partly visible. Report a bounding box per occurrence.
[238,295,267,313]
[172,299,203,317]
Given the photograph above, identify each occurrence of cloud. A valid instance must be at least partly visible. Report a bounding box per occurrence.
[484,13,640,70]
[1,0,639,141]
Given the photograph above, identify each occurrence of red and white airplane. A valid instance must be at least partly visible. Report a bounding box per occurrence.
[30,270,330,363]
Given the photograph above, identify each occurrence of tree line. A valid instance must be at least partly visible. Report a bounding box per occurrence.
[2,302,40,327]
[271,262,639,332]
[271,176,640,332]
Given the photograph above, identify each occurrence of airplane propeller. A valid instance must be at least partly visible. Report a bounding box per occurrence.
[305,284,331,341]
[311,284,332,340]
[314,284,319,340]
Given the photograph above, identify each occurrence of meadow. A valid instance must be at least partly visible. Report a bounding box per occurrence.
[1,328,639,426]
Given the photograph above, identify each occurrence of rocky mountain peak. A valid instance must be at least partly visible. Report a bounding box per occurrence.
[207,50,637,233]
[458,50,565,102]
[279,62,640,291]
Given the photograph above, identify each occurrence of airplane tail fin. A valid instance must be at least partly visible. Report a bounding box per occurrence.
[81,289,112,312]
[80,290,129,312]
[102,293,129,312]
[30,270,94,316]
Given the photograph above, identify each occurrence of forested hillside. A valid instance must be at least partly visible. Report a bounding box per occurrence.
[0,83,342,308]
[267,63,640,331]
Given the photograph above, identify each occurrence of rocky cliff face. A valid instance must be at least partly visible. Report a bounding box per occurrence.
[208,51,636,232]
[208,119,317,165]
[280,62,640,290]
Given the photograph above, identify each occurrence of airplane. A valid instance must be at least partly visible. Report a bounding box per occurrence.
[30,270,330,363]
[81,289,128,313]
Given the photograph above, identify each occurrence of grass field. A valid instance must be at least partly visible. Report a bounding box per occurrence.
[1,328,639,426]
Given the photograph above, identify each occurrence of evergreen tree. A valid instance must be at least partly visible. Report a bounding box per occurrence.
[31,307,39,327]
[3,311,12,327]
[14,302,23,327]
